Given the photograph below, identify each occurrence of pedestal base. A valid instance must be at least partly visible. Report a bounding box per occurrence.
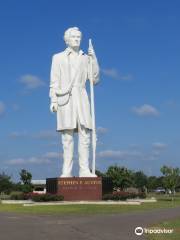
[46,177,102,201]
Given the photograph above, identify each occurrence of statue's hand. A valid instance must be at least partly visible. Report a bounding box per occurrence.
[50,103,58,113]
[88,46,96,59]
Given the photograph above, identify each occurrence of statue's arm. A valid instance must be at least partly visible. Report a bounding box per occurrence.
[88,55,100,85]
[92,56,100,85]
[49,55,59,104]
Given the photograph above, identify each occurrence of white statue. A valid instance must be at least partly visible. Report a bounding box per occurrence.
[49,27,100,177]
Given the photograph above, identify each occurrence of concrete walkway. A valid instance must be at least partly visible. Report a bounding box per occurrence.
[0,207,180,240]
[1,198,157,206]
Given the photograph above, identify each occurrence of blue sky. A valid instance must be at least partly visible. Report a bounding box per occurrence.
[0,0,180,181]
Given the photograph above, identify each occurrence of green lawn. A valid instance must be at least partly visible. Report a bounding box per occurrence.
[146,218,180,240]
[0,197,180,215]
[147,193,180,201]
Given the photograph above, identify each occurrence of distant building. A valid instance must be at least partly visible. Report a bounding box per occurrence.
[125,187,139,193]
[31,180,46,194]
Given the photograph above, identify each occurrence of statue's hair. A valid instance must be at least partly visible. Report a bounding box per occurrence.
[64,27,82,45]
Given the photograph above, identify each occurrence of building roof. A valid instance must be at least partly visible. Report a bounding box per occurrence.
[31,180,46,185]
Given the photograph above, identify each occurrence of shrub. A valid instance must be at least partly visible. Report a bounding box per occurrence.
[0,172,13,194]
[112,191,130,200]
[102,191,146,201]
[30,193,64,202]
[0,194,11,200]
[102,194,113,201]
[21,184,33,193]
[137,192,146,199]
[10,191,26,200]
[9,192,64,202]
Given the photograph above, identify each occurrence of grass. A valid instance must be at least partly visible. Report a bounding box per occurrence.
[0,195,180,216]
[147,192,180,201]
[146,218,180,240]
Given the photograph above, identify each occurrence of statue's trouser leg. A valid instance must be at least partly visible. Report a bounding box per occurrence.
[61,129,74,177]
[78,121,91,176]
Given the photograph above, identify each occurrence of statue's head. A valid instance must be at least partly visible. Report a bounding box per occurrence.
[64,27,82,49]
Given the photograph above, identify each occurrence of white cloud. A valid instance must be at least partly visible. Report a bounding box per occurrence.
[0,101,5,116]
[8,129,58,140]
[152,142,168,150]
[46,142,59,147]
[97,146,167,162]
[43,152,61,159]
[7,151,61,165]
[97,140,103,146]
[7,158,26,165]
[101,68,132,81]
[132,104,159,116]
[165,99,179,109]
[97,127,108,134]
[97,150,143,160]
[34,130,58,139]
[9,131,28,138]
[149,142,168,160]
[20,74,45,89]
[7,157,51,165]
[147,150,161,161]
[28,157,51,164]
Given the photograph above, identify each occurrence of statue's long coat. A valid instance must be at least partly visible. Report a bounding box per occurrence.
[49,48,99,131]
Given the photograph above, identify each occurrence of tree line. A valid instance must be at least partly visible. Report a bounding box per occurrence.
[0,165,180,195]
[97,165,180,194]
[0,169,33,194]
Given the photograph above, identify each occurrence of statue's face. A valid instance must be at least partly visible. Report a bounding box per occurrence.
[67,30,81,48]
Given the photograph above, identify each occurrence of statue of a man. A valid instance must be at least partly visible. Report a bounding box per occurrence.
[49,27,100,177]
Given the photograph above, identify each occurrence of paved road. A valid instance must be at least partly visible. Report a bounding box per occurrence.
[0,207,180,240]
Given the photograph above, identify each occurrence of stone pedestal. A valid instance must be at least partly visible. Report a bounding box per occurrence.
[46,177,102,201]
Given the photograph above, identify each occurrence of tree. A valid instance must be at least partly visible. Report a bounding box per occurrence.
[147,176,157,191]
[19,169,33,193]
[0,172,13,194]
[106,165,133,190]
[176,176,180,191]
[19,169,32,185]
[133,171,148,191]
[147,176,164,192]
[95,169,105,177]
[160,165,180,197]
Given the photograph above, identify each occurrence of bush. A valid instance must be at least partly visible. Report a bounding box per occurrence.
[0,194,11,200]
[11,182,24,192]
[0,172,13,194]
[21,184,33,193]
[10,191,27,200]
[30,193,64,202]
[9,192,64,202]
[102,191,146,201]
[138,192,146,199]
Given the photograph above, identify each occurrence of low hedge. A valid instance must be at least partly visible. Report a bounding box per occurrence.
[29,193,64,202]
[10,191,28,200]
[10,192,64,202]
[0,194,11,200]
[102,191,146,201]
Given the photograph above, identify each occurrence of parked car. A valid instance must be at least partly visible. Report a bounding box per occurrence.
[154,187,166,194]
